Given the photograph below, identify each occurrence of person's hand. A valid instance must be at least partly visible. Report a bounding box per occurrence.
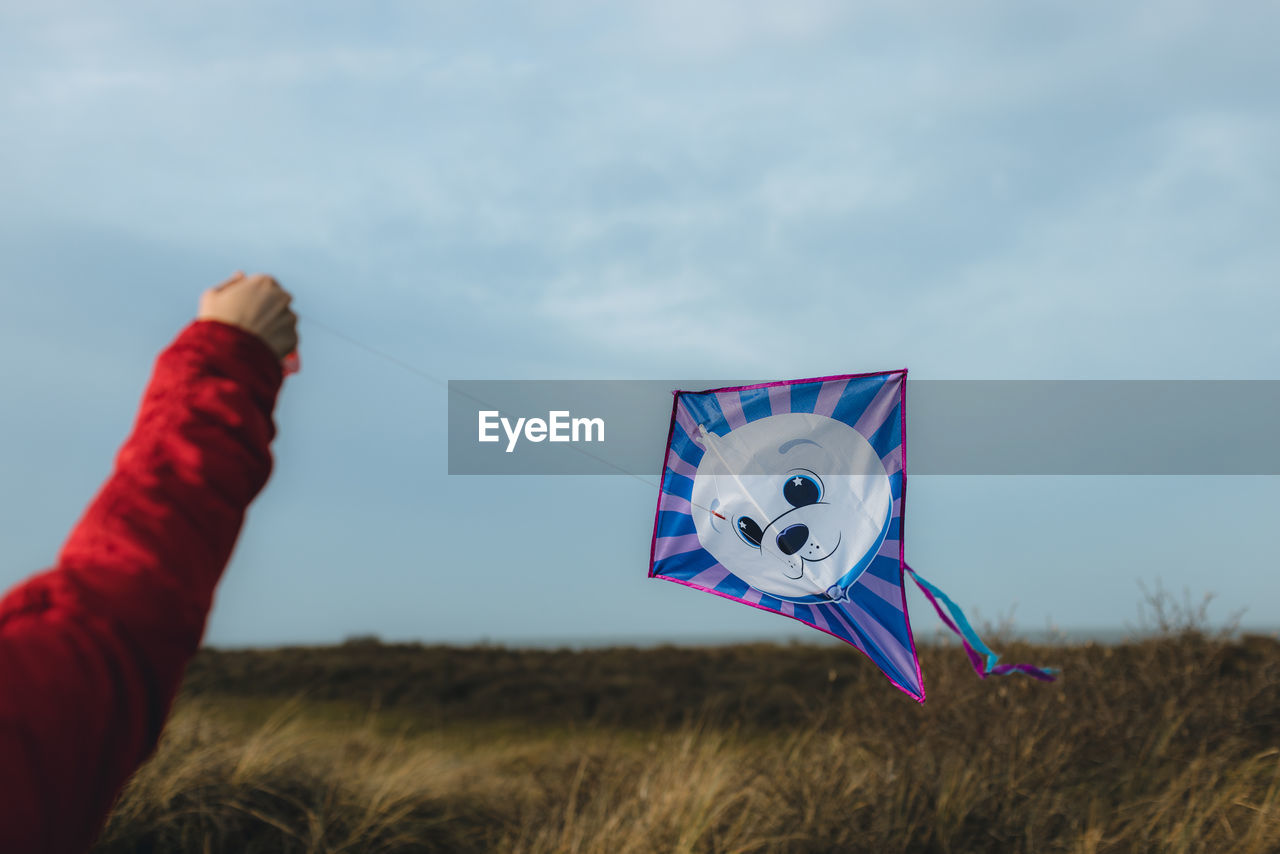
[198,272,299,361]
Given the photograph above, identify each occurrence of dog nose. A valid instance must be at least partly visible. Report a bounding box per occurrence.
[776,524,809,556]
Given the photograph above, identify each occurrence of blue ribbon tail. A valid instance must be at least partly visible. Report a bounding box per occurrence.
[906,564,1059,682]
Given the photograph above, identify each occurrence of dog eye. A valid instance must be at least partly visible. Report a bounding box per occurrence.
[735,516,764,548]
[784,474,821,507]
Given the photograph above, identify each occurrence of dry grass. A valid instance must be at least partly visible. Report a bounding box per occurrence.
[94,614,1280,852]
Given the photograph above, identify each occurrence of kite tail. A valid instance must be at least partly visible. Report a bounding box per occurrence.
[905,564,1059,682]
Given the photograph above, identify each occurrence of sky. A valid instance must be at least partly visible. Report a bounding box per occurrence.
[1,1,1277,648]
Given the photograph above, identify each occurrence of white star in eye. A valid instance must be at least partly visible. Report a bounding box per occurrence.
[792,476,804,487]
[738,520,747,528]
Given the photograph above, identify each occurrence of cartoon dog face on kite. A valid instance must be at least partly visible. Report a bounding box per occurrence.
[690,413,892,604]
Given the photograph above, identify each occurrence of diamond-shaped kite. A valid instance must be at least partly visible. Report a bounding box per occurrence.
[649,370,1056,702]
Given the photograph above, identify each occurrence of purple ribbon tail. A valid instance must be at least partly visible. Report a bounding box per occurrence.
[906,563,1059,683]
[990,662,1059,682]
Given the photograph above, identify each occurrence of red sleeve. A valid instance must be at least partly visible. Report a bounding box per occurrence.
[0,319,284,853]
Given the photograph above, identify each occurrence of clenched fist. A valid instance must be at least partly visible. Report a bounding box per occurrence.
[198,272,299,362]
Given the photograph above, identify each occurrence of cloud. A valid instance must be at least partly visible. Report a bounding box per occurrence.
[1,0,1277,383]
[612,0,852,58]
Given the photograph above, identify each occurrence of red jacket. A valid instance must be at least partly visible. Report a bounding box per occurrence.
[0,320,283,852]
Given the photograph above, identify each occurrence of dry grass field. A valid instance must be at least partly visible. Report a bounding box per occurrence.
[92,611,1280,853]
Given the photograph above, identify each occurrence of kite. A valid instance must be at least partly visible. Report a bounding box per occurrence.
[648,370,1056,702]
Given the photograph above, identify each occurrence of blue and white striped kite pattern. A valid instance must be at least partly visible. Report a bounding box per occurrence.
[649,370,1056,703]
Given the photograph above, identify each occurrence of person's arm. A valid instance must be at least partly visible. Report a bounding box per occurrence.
[0,274,295,853]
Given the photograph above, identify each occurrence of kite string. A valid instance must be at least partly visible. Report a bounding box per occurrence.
[302,315,721,512]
